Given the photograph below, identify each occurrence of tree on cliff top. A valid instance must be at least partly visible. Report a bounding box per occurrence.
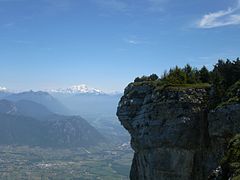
[164,66,187,84]
[199,66,210,83]
[133,57,240,108]
[134,74,159,82]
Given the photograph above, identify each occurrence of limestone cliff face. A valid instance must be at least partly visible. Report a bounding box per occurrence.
[116,82,240,180]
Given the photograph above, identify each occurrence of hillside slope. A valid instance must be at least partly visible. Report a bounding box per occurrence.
[0,100,105,147]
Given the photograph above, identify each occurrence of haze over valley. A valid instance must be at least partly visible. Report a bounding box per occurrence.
[0,84,132,179]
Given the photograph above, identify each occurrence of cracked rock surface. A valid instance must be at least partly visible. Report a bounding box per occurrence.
[117,82,240,180]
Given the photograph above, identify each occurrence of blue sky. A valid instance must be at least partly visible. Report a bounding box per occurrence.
[0,0,240,92]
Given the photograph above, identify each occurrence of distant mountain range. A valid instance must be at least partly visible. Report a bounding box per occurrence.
[0,85,129,144]
[49,91,129,143]
[0,99,106,147]
[0,84,121,95]
[50,84,104,95]
[0,99,52,119]
[4,90,70,115]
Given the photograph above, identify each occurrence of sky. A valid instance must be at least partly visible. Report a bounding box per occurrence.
[0,0,240,92]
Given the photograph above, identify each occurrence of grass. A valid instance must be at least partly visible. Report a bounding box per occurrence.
[131,80,210,90]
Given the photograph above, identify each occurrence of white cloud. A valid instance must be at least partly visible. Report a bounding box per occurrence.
[197,1,240,28]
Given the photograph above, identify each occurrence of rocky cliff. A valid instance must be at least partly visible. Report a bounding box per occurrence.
[117,82,240,180]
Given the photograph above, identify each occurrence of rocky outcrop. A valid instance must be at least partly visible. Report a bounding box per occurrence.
[116,82,240,180]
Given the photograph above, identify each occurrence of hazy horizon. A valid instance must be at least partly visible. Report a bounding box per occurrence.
[0,83,124,94]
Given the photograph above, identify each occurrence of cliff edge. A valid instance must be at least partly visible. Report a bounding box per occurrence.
[117,81,240,180]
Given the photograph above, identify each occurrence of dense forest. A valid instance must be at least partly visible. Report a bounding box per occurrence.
[134,58,240,109]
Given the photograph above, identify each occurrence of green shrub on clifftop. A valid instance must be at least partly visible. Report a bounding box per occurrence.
[133,58,240,109]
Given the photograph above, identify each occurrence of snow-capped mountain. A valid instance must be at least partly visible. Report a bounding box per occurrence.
[0,86,8,92]
[0,86,11,99]
[50,84,104,95]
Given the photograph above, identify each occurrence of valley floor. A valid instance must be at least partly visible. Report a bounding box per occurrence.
[0,143,133,180]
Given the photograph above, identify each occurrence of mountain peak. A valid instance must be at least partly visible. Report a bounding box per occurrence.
[51,84,104,94]
[0,86,8,92]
